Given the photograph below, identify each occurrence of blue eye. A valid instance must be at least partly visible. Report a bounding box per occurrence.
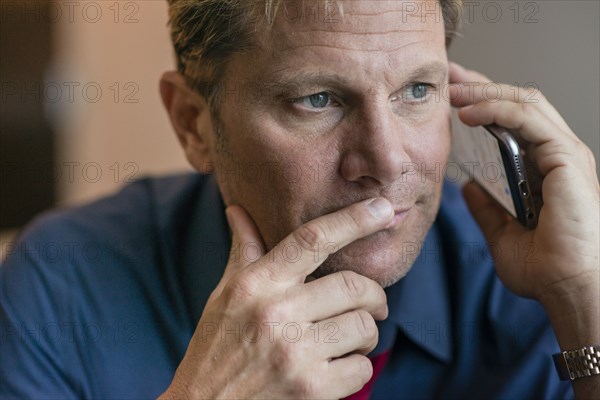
[411,83,428,98]
[391,83,435,107]
[301,92,331,108]
[408,83,429,99]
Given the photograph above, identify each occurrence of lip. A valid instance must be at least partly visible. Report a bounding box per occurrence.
[385,207,412,229]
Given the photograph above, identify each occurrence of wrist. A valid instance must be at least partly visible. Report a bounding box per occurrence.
[539,273,599,351]
[158,374,210,400]
[159,357,219,400]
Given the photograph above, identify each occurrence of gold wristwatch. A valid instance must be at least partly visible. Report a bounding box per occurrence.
[553,345,600,380]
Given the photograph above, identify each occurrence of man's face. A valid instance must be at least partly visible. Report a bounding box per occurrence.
[211,0,451,287]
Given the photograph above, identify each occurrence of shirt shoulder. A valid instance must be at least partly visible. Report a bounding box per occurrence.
[3,172,206,269]
[0,172,208,398]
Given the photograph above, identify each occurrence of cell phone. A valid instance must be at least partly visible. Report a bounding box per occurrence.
[450,109,542,229]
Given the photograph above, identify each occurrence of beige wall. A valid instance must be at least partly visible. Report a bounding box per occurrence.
[50,0,190,206]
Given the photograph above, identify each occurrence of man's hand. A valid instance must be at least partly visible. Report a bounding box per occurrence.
[449,62,599,398]
[160,198,394,399]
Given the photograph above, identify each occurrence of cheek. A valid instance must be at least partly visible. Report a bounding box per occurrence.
[215,125,331,246]
[407,111,452,168]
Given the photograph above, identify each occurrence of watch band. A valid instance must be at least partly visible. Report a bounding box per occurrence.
[553,345,600,381]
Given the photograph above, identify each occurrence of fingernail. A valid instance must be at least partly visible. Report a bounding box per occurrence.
[366,198,393,220]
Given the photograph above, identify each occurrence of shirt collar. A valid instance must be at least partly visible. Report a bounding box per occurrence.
[385,222,453,363]
[372,186,455,364]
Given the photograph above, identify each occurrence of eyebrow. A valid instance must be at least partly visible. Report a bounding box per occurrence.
[259,61,448,93]
[262,71,348,93]
[403,61,448,82]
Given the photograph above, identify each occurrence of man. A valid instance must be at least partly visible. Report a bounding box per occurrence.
[1,0,598,399]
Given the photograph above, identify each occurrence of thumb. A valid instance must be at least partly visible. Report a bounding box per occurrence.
[211,205,266,299]
[462,181,513,242]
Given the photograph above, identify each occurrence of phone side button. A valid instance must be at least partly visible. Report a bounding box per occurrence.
[518,181,529,198]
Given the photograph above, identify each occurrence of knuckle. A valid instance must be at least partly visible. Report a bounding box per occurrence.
[523,86,537,96]
[353,310,377,341]
[587,150,598,170]
[530,87,545,102]
[570,140,587,157]
[221,275,256,302]
[293,223,327,252]
[271,340,299,371]
[357,355,374,382]
[518,101,535,117]
[577,143,597,170]
[479,98,495,110]
[338,270,366,300]
[256,302,287,323]
[581,143,595,160]
[343,206,363,230]
[516,85,538,102]
[376,288,387,311]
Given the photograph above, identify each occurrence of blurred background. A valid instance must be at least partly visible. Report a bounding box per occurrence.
[1,0,599,259]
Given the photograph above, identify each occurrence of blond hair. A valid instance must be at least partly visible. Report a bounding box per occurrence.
[167,0,463,112]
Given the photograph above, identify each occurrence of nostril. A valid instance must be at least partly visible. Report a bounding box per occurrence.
[339,140,411,186]
[401,162,418,176]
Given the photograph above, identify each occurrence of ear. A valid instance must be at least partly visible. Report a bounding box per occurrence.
[160,71,216,171]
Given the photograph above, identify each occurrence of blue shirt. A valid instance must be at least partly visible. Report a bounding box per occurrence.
[0,173,572,399]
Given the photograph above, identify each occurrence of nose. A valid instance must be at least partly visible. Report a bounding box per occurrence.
[340,103,412,187]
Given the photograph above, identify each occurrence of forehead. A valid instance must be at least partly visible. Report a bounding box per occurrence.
[244,0,447,81]
[270,1,443,46]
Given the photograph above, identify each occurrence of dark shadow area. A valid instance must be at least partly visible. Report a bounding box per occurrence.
[1,1,56,229]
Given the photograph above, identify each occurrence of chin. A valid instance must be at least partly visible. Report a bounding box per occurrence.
[308,205,436,287]
[310,235,423,288]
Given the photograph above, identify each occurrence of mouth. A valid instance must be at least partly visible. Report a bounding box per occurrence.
[333,204,415,259]
[385,207,412,230]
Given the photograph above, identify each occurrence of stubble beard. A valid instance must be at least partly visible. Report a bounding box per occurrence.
[309,195,440,288]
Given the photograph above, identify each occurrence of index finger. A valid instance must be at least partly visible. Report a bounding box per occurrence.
[256,197,394,285]
[449,62,492,85]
